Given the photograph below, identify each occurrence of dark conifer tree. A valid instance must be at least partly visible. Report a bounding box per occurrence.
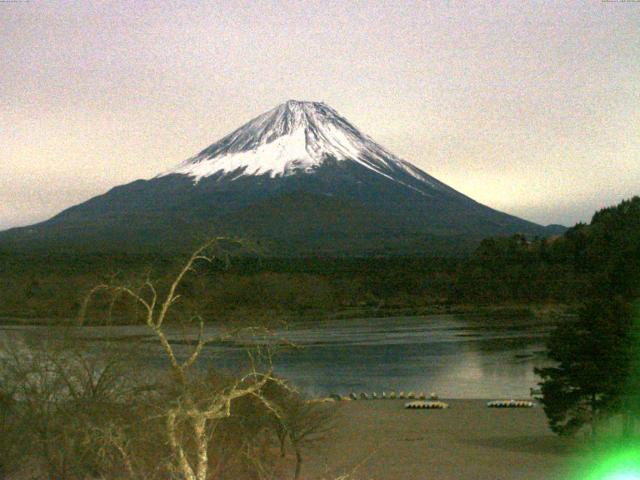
[535,297,632,436]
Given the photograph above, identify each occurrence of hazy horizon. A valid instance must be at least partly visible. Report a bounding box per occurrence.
[2,1,639,231]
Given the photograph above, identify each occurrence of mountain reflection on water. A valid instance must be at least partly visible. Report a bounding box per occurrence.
[0,314,556,399]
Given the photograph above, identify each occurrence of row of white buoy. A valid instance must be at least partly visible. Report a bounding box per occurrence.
[344,391,440,401]
[329,393,536,409]
[404,400,449,409]
[406,400,535,409]
[486,400,534,408]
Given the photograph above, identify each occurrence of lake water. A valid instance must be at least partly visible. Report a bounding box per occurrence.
[0,314,556,399]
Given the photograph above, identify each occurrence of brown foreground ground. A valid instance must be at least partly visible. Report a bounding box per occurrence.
[305,399,585,480]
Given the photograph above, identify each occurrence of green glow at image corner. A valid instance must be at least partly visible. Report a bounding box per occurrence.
[576,446,640,480]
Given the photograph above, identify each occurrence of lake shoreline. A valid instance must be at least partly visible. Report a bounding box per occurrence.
[0,302,575,326]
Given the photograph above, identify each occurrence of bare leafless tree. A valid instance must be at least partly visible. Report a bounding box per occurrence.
[261,380,335,479]
[0,329,140,479]
[80,238,293,480]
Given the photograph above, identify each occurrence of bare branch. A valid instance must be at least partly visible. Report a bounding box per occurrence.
[181,315,206,372]
[156,239,219,329]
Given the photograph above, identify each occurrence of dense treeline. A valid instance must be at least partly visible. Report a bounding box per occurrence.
[0,253,461,320]
[454,197,640,303]
[451,230,589,304]
[3,197,639,321]
[0,250,562,321]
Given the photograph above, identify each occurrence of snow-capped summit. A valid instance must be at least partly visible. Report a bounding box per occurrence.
[165,100,432,186]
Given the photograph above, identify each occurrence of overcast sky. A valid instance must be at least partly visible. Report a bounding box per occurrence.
[2,0,639,230]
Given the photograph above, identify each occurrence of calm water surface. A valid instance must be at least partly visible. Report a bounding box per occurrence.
[0,314,555,399]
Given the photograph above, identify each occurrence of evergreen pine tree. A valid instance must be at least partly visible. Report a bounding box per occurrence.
[535,297,632,436]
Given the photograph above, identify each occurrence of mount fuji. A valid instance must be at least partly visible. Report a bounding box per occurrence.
[0,100,563,255]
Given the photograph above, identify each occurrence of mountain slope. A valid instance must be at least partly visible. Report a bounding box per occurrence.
[0,100,563,255]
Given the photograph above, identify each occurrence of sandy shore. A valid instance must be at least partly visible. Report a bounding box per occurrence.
[305,399,584,480]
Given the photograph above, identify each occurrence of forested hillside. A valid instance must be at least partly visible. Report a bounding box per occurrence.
[1,197,637,322]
